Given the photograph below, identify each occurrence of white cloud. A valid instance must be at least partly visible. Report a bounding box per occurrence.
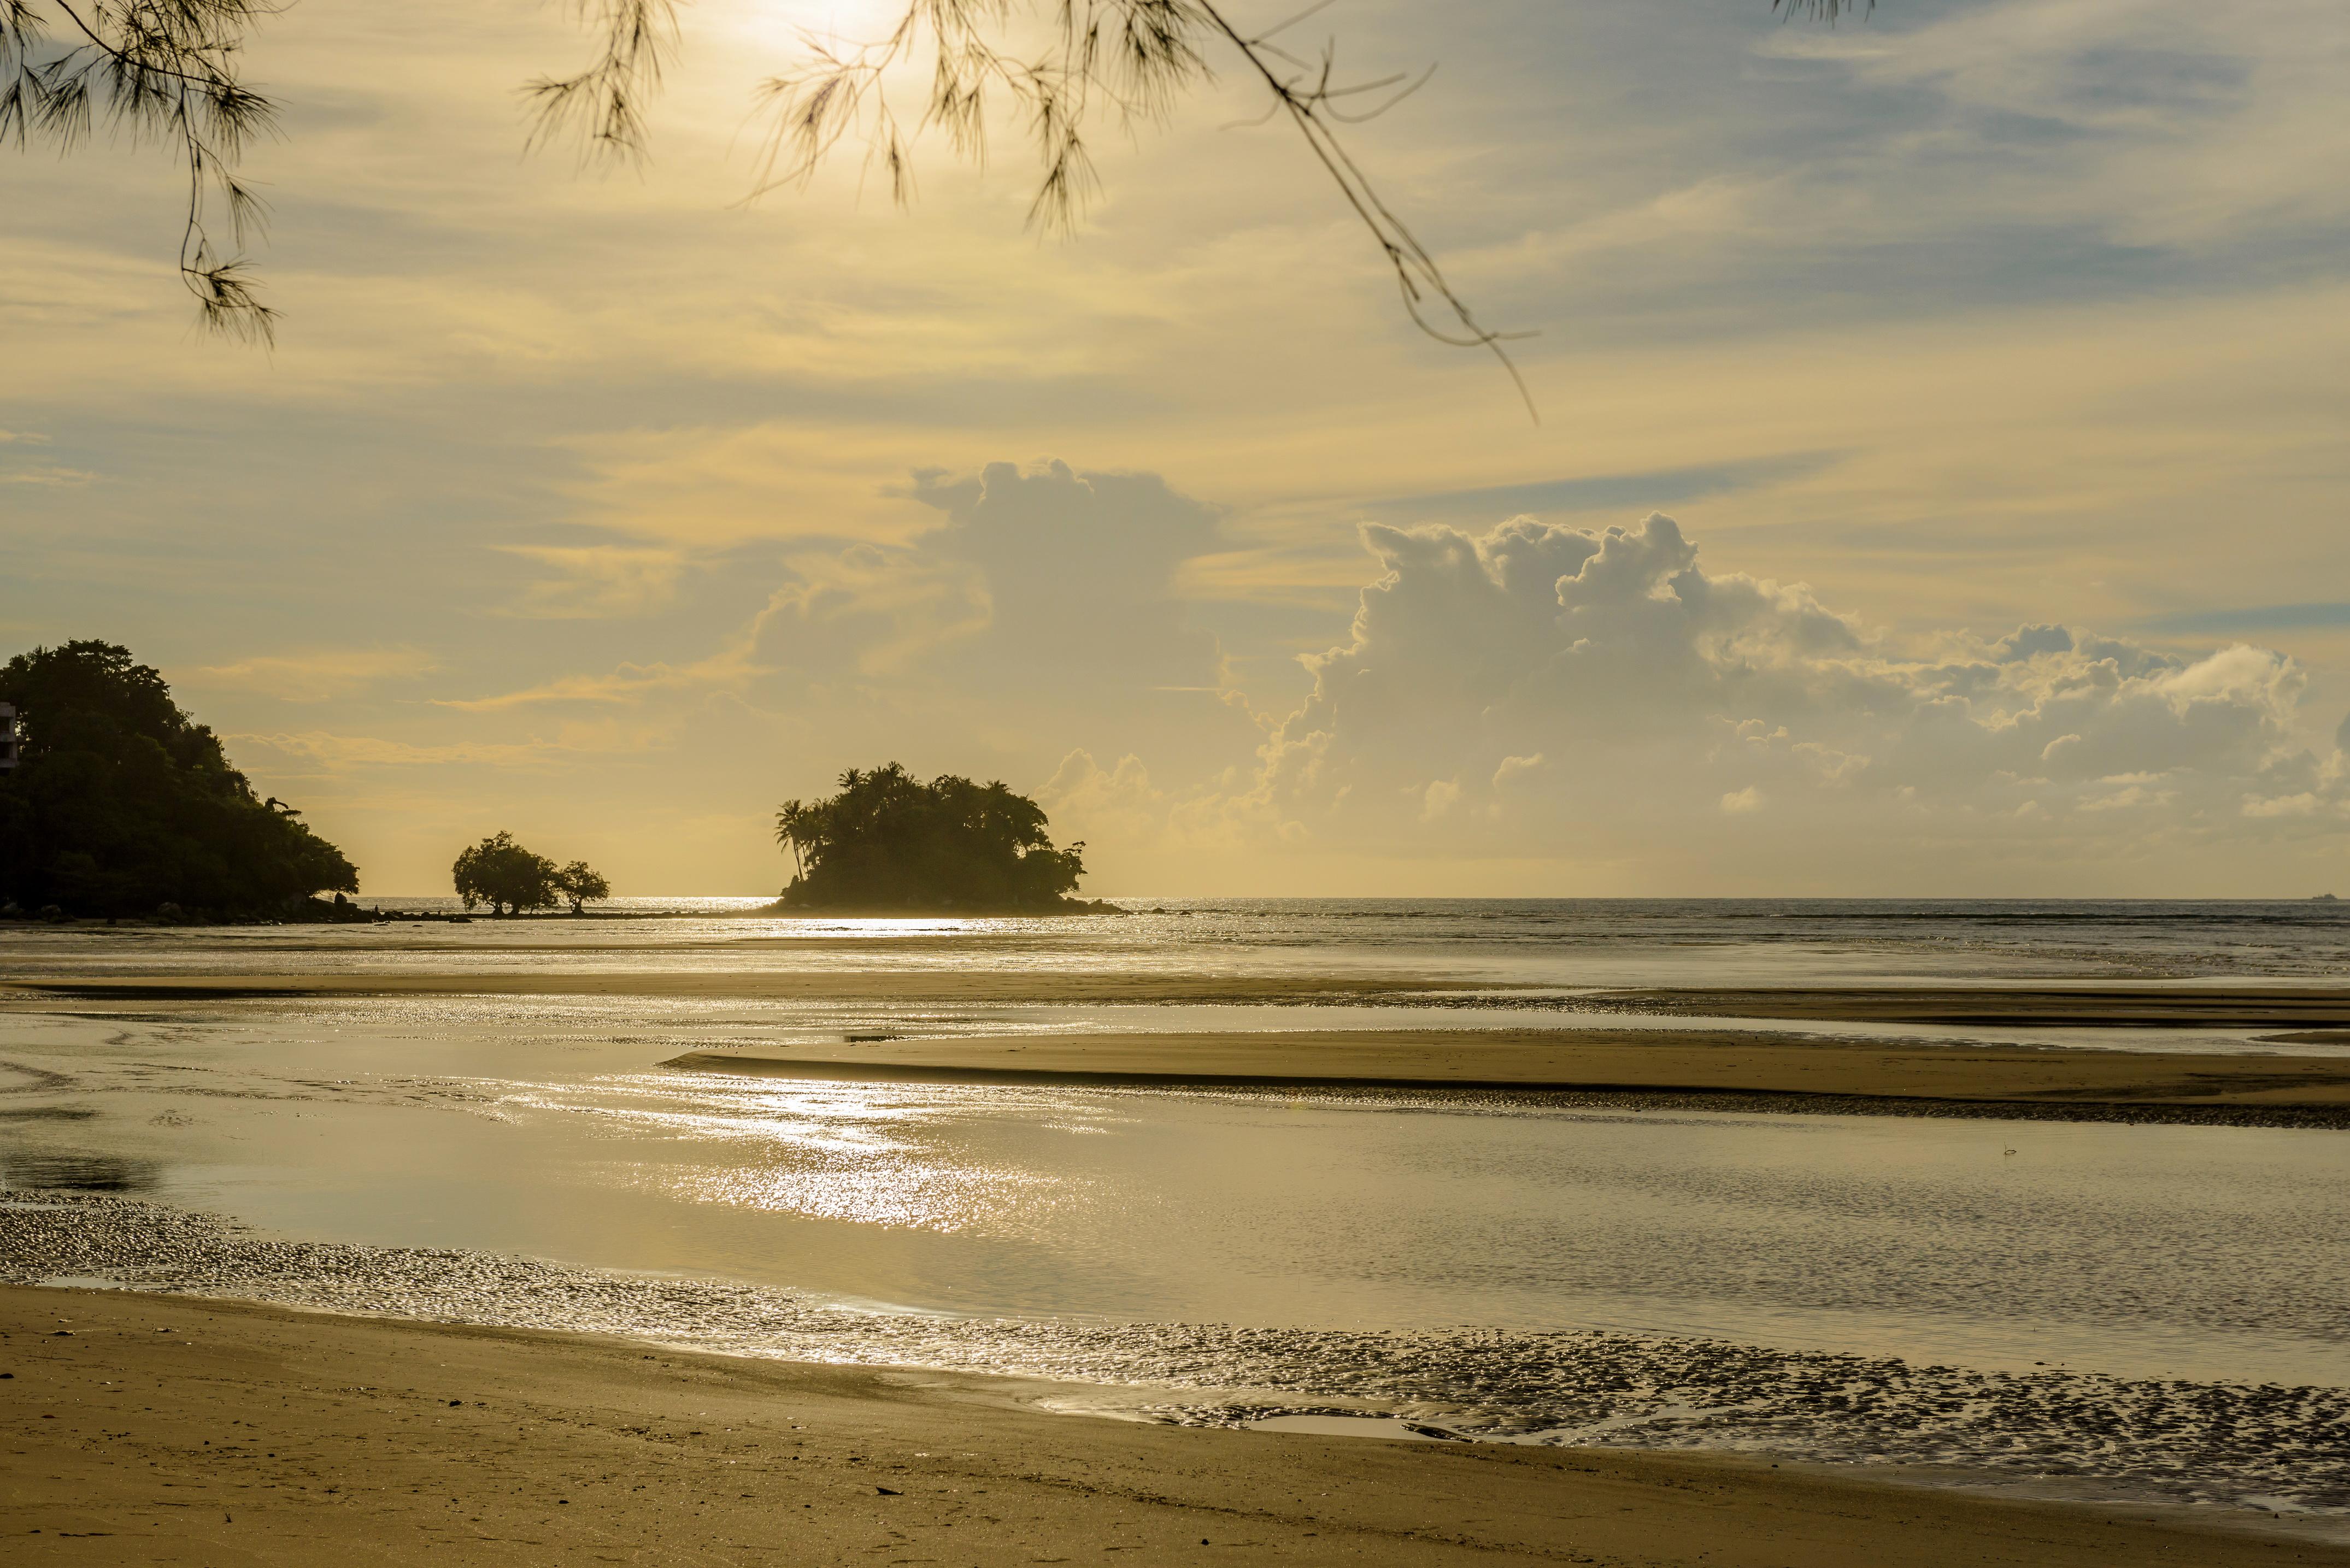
[1040,748,1167,842]
[459,459,1229,704]
[1159,509,2350,875]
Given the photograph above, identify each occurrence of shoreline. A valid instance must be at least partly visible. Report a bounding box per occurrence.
[5,1283,2342,1566]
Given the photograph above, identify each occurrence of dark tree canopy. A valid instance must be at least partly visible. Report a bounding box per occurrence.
[775,763,1088,912]
[0,639,358,916]
[451,830,560,916]
[555,858,610,914]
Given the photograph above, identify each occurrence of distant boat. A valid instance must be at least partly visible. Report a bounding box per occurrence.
[2317,893,2341,902]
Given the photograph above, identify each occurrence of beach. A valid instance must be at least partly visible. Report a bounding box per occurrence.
[7,900,2350,1554]
[8,1284,2343,1567]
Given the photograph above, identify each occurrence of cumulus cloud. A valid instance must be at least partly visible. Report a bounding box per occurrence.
[473,459,1231,707]
[1039,748,1168,843]
[895,459,1225,691]
[1183,510,2349,874]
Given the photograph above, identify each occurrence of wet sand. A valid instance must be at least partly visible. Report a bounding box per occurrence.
[671,1030,2350,1110]
[4,1286,2339,1568]
[3,972,1485,1006]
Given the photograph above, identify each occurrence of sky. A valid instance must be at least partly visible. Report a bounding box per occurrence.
[5,0,2348,897]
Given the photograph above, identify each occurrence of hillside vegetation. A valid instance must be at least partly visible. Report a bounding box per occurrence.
[0,641,357,918]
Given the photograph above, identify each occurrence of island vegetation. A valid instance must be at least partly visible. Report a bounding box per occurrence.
[451,831,609,915]
[0,640,358,919]
[773,763,1109,913]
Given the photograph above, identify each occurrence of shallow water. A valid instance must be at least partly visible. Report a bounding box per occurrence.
[4,1002,2345,1384]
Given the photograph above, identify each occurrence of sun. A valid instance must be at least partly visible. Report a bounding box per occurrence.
[722,0,910,52]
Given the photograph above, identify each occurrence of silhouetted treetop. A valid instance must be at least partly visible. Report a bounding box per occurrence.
[774,762,1092,912]
[555,859,610,915]
[450,833,609,915]
[0,639,357,916]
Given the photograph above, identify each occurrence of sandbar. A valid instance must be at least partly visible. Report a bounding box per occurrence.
[3,1285,2337,1567]
[669,1029,2350,1112]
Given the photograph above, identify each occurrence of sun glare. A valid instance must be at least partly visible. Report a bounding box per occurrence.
[726,0,906,51]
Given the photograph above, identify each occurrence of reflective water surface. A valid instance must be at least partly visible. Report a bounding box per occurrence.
[8,894,2350,987]
[4,1002,2345,1385]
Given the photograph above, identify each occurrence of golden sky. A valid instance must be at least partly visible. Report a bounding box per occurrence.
[6,0,2348,895]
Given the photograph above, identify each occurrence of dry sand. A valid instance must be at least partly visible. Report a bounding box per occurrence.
[670,1030,2350,1109]
[4,1285,2339,1568]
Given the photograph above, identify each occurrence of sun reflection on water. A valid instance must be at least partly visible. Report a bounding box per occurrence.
[500,1071,1080,1233]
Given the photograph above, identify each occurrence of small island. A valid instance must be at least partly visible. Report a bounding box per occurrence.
[772,763,1118,915]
